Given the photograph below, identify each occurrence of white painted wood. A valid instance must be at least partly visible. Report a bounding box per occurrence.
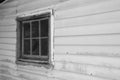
[54,0,108,12]
[54,61,120,80]
[0,67,18,76]
[17,0,60,14]
[0,44,16,51]
[55,35,120,45]
[0,61,16,69]
[0,26,16,32]
[0,32,16,38]
[54,46,120,57]
[1,0,120,80]
[54,54,120,69]
[52,70,110,80]
[0,49,15,57]
[0,7,16,16]
[55,23,120,36]
[0,18,16,26]
[55,11,120,28]
[55,0,120,19]
[0,55,16,63]
[0,74,21,80]
[17,68,59,80]
[0,38,16,44]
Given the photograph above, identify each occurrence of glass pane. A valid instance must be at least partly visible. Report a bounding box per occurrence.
[32,21,39,38]
[24,40,30,55]
[40,19,49,37]
[32,39,39,55]
[41,38,48,56]
[24,22,30,38]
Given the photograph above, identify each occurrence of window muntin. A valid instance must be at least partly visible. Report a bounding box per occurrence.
[17,13,51,63]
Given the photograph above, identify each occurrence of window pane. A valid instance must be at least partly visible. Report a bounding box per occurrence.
[41,38,48,56]
[32,39,39,55]
[32,21,39,38]
[24,22,30,38]
[24,40,30,55]
[40,19,49,37]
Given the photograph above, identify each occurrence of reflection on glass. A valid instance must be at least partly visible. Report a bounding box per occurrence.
[41,38,48,56]
[32,21,39,38]
[40,19,49,37]
[32,39,39,55]
[24,40,30,55]
[24,23,30,38]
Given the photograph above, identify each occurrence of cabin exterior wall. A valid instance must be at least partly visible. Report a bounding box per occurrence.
[0,0,120,80]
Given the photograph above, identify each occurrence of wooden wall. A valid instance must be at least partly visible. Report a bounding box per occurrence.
[0,0,120,80]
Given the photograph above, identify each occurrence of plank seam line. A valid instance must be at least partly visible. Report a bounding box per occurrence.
[54,69,115,80]
[55,9,120,20]
[55,33,120,38]
[55,52,120,58]
[55,21,120,29]
[55,60,120,70]
[55,44,120,47]
[0,43,16,45]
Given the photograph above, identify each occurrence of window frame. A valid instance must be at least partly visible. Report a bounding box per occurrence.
[16,11,54,66]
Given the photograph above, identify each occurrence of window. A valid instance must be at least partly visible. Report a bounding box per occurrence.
[16,12,52,65]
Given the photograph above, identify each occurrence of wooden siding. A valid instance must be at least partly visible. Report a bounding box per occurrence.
[0,0,120,80]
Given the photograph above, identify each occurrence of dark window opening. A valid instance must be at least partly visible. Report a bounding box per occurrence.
[16,13,51,64]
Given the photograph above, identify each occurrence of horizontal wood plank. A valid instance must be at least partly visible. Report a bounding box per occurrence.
[0,7,16,16]
[17,0,60,14]
[55,0,120,20]
[54,0,106,12]
[0,26,16,32]
[0,56,16,63]
[54,61,120,80]
[52,69,110,80]
[17,68,61,80]
[55,23,120,36]
[0,32,16,38]
[0,19,16,26]
[0,44,16,51]
[55,11,120,28]
[54,54,120,69]
[0,74,21,80]
[54,46,120,57]
[0,38,16,44]
[55,35,120,45]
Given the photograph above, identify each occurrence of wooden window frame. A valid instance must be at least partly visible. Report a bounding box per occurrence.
[16,11,54,67]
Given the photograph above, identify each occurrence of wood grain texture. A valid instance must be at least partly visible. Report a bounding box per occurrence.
[0,18,16,26]
[54,0,107,12]
[0,32,16,38]
[55,0,120,19]
[54,46,120,57]
[0,0,120,80]
[54,54,120,69]
[0,44,16,51]
[54,61,120,80]
[55,23,120,36]
[51,70,110,80]
[0,50,16,61]
[55,11,120,28]
[0,7,16,16]
[0,26,16,32]
[17,0,61,14]
[0,38,16,44]
[55,35,120,45]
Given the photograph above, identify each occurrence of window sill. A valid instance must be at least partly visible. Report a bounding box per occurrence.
[16,59,54,69]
